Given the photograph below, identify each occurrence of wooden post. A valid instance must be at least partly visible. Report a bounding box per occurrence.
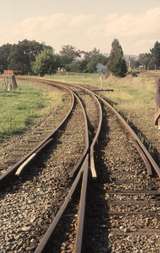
[3,70,18,91]
[11,75,18,89]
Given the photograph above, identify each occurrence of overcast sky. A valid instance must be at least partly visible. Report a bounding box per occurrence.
[0,0,160,54]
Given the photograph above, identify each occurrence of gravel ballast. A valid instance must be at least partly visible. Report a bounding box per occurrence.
[0,99,85,253]
[86,108,160,253]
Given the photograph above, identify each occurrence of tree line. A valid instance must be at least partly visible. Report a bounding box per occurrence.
[0,39,127,77]
[129,41,160,70]
[0,40,108,75]
[0,39,159,77]
[0,40,52,75]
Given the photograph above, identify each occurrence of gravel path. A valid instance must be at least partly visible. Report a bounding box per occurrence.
[86,107,160,253]
[0,99,85,253]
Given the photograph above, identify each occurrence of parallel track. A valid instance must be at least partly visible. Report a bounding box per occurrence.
[1,77,160,252]
[33,80,160,252]
[85,104,160,252]
[33,80,102,253]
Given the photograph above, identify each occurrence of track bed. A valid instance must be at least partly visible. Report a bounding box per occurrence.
[86,108,160,253]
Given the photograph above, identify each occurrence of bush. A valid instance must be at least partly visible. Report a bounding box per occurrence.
[108,39,128,77]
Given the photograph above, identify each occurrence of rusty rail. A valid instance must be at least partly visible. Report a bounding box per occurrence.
[30,79,102,253]
[0,77,102,252]
[95,93,160,178]
[3,77,159,252]
[51,81,103,179]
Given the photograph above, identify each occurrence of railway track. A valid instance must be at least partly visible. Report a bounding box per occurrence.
[0,78,101,252]
[0,81,74,186]
[0,77,160,252]
[0,97,86,252]
[32,81,102,253]
[85,108,160,253]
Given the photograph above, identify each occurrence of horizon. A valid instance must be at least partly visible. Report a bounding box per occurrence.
[0,0,160,55]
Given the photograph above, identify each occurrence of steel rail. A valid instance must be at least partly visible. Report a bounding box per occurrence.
[133,142,153,176]
[62,84,102,253]
[32,79,160,253]
[74,155,89,253]
[26,78,102,253]
[68,89,89,178]
[88,93,102,179]
[17,78,98,181]
[33,85,90,253]
[61,84,103,252]
[96,94,160,178]
[0,76,92,252]
[51,81,103,179]
[0,80,75,187]
[49,82,103,252]
[26,79,91,179]
[37,80,158,253]
[31,78,103,179]
[34,79,103,179]
[34,158,86,253]
[3,77,102,252]
[72,84,103,178]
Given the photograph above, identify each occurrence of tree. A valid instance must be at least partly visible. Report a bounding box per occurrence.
[8,44,30,74]
[60,45,80,59]
[138,53,153,70]
[32,48,58,76]
[128,56,140,70]
[86,49,108,73]
[4,40,52,74]
[59,45,80,68]
[150,41,160,69]
[59,45,108,72]
[108,39,128,77]
[80,48,108,73]
[65,61,82,72]
[0,44,12,73]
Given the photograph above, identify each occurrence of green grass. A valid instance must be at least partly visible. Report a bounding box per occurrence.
[0,80,60,140]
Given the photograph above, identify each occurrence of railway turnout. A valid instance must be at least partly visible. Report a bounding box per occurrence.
[0,77,160,253]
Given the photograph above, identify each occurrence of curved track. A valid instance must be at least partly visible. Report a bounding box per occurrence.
[32,79,102,253]
[85,99,160,253]
[0,78,102,253]
[1,77,160,253]
[40,80,160,253]
[0,81,74,187]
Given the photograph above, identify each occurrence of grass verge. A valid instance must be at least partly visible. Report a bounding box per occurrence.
[0,80,62,140]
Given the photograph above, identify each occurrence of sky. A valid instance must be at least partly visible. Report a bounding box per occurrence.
[0,0,160,54]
